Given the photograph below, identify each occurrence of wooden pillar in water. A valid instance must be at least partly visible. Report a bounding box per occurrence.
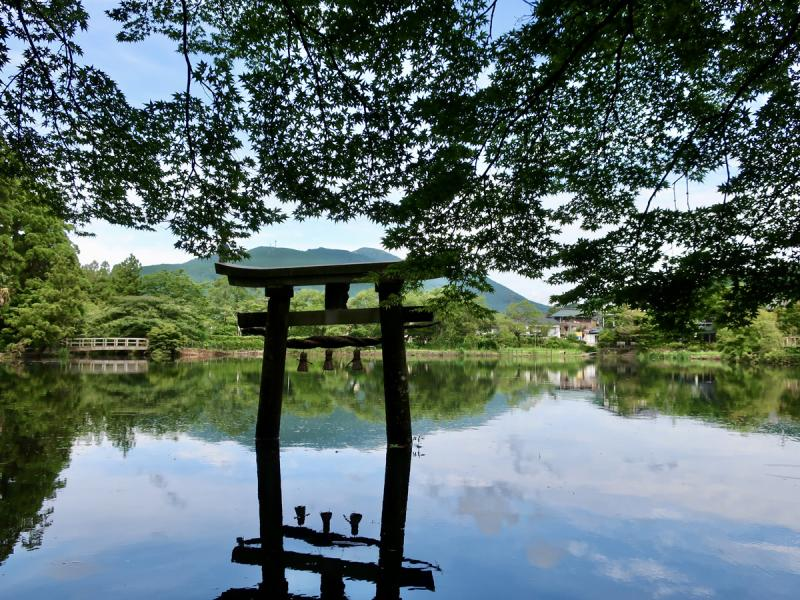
[256,440,287,597]
[377,280,411,448]
[258,286,293,442]
[376,446,412,600]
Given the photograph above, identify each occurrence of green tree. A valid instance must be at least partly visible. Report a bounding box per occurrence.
[148,323,185,361]
[598,306,664,349]
[291,289,325,311]
[0,148,87,351]
[81,261,113,301]
[347,289,379,309]
[717,309,785,363]
[88,295,204,342]
[430,295,496,349]
[205,277,262,336]
[110,255,142,296]
[776,302,800,336]
[3,256,86,352]
[503,301,544,345]
[141,270,206,306]
[2,2,799,323]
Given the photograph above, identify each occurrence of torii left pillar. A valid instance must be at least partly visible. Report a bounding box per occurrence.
[256,285,292,597]
[257,286,293,442]
[378,280,412,449]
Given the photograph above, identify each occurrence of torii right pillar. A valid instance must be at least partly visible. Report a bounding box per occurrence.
[377,279,412,449]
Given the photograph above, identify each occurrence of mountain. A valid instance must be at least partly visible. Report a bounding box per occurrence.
[141,246,548,313]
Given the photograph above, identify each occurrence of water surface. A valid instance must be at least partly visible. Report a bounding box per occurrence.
[1,358,799,598]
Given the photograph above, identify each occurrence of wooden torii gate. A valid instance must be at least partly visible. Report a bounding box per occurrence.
[214,260,433,448]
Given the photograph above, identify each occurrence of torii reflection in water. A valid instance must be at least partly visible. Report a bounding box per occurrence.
[217,442,438,600]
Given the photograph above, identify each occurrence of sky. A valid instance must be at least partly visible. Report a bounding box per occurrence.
[66,1,724,306]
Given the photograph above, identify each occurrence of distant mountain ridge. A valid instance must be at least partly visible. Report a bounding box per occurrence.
[141,246,548,313]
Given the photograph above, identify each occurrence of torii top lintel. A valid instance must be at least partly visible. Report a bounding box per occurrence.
[214,260,401,289]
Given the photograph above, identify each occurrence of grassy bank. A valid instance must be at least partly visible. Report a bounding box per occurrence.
[637,349,722,362]
[176,345,590,362]
[599,346,800,366]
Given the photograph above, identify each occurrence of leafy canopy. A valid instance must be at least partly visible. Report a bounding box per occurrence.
[0,146,86,351]
[2,1,799,325]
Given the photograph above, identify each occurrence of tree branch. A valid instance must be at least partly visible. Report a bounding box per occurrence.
[639,9,800,219]
[478,0,632,176]
[180,0,198,194]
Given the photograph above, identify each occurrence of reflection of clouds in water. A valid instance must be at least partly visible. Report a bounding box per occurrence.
[506,435,560,479]
[46,560,100,581]
[708,539,800,575]
[648,461,679,473]
[456,483,520,535]
[564,542,714,598]
[174,441,240,467]
[165,491,186,509]
[148,473,187,509]
[526,542,564,568]
[597,557,684,584]
[515,394,543,412]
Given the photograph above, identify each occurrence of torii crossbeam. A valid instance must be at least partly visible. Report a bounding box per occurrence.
[214,261,434,448]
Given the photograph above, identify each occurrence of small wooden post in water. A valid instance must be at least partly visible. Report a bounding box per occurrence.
[378,279,412,449]
[258,286,293,442]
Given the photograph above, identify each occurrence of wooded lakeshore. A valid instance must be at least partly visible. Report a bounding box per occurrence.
[1,192,799,364]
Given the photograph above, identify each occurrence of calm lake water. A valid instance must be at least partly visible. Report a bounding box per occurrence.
[1,358,799,599]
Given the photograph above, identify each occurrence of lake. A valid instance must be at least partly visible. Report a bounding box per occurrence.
[1,358,799,599]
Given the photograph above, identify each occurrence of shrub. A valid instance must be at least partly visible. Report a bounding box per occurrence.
[148,324,185,361]
[717,309,784,363]
[541,336,585,350]
[200,335,263,351]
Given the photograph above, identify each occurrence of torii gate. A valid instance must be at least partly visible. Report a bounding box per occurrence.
[215,261,437,598]
[214,260,433,448]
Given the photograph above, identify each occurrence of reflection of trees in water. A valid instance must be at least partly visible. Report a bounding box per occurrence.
[0,366,83,565]
[0,358,568,562]
[76,362,261,453]
[5,358,796,566]
[72,360,587,442]
[596,365,800,436]
[286,361,502,422]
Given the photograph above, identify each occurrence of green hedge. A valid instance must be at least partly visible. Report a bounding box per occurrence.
[198,335,263,351]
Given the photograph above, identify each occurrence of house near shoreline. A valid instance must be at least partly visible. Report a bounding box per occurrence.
[549,308,602,346]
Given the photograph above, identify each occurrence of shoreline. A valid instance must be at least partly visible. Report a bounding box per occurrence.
[176,346,591,362]
[5,346,796,367]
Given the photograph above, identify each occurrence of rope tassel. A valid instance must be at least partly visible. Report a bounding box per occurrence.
[323,349,334,371]
[350,349,364,371]
[297,351,310,372]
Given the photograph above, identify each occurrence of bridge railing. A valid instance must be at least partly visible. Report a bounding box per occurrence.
[64,337,149,350]
[786,336,800,348]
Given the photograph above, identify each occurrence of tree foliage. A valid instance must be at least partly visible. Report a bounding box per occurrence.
[717,308,786,362]
[147,322,185,361]
[776,301,800,335]
[110,254,142,296]
[88,294,204,340]
[0,147,86,351]
[3,1,799,324]
[598,306,663,348]
[502,300,545,343]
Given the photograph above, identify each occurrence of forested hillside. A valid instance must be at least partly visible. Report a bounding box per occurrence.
[142,246,548,313]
